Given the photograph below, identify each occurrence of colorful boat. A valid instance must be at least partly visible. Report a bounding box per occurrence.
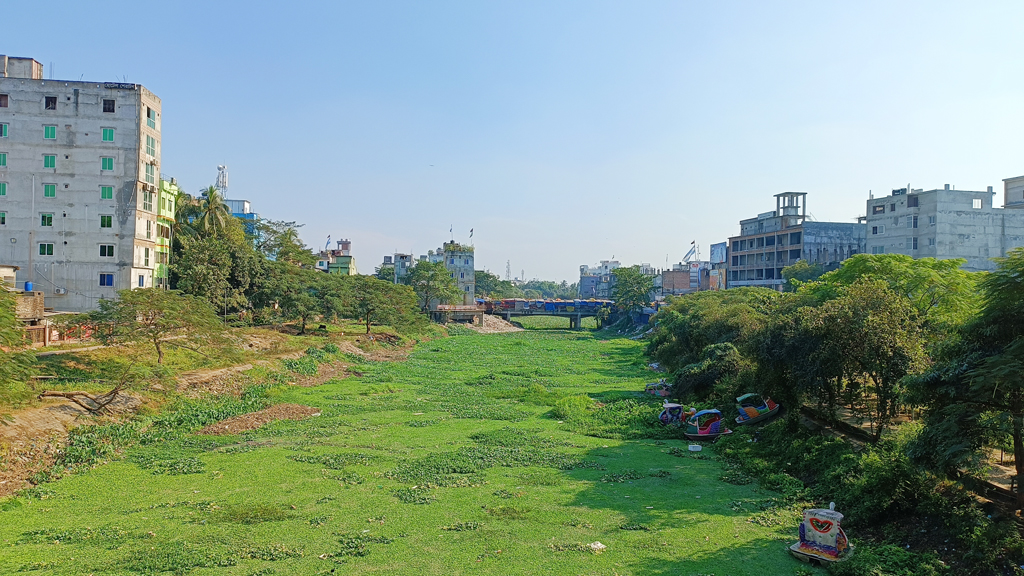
[645,379,672,398]
[789,503,853,565]
[683,409,732,440]
[658,403,685,425]
[734,393,781,425]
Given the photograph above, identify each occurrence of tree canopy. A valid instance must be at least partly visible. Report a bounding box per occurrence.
[611,266,655,314]
[405,261,461,311]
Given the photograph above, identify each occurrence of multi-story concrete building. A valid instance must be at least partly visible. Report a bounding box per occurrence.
[429,242,475,304]
[155,177,179,288]
[0,56,161,311]
[315,239,357,276]
[727,192,866,289]
[1004,175,1024,210]
[578,259,620,298]
[865,184,1024,272]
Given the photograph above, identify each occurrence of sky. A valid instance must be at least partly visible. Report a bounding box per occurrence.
[5,1,1023,282]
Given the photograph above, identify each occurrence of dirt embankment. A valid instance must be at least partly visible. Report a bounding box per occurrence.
[465,315,523,334]
[196,404,321,435]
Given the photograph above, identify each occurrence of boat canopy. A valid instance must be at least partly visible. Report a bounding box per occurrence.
[692,409,721,418]
[736,393,761,403]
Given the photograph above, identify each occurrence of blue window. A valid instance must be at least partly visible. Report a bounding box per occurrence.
[99,273,114,286]
[138,275,145,287]
[449,258,454,264]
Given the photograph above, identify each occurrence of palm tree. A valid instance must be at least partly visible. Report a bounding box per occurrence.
[197,186,230,235]
[172,192,201,239]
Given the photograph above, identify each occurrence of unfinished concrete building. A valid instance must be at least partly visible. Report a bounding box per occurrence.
[865,184,1024,272]
[726,192,866,289]
[0,55,162,311]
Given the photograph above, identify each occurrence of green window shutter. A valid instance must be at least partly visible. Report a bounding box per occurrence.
[0,124,7,137]
[44,126,56,139]
[44,184,55,197]
[44,155,55,168]
[103,128,114,142]
[101,157,113,171]
[0,183,6,196]
[39,244,46,255]
[0,153,6,167]
[100,215,112,228]
[0,212,5,225]
[101,186,113,199]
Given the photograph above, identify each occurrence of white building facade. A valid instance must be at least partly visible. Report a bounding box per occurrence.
[0,56,161,311]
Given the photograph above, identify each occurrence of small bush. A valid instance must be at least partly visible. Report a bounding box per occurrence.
[551,395,595,421]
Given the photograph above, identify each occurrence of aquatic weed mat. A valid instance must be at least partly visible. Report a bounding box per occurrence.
[0,331,811,575]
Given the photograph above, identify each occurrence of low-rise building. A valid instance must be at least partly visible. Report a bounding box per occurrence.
[727,192,866,290]
[155,177,179,288]
[315,239,357,275]
[578,260,620,298]
[865,184,1024,272]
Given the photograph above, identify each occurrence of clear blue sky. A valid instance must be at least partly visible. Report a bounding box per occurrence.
[6,1,1023,281]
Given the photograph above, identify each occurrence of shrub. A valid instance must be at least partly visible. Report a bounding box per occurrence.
[551,395,595,421]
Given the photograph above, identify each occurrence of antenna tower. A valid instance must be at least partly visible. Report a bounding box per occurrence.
[505,260,511,282]
[216,165,229,197]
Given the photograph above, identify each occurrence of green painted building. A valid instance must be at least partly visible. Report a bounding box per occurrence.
[156,178,180,288]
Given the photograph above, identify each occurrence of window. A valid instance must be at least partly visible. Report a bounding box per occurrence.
[0,94,7,107]
[0,153,6,167]
[731,255,739,266]
[0,124,7,138]
[871,225,885,235]
[100,244,114,257]
[43,125,57,140]
[39,243,54,255]
[872,205,885,215]
[907,215,918,228]
[40,213,53,226]
[0,212,5,225]
[0,182,5,196]
[44,155,56,168]
[871,246,885,254]
[43,184,55,198]
[139,275,145,287]
[908,196,919,208]
[765,236,776,246]
[459,272,464,279]
[928,238,936,246]
[142,190,153,211]
[102,128,115,142]
[100,215,112,228]
[144,163,155,184]
[44,96,56,110]
[145,135,155,156]
[789,231,802,245]
[146,220,152,238]
[101,157,114,171]
[101,185,113,200]
[732,241,740,251]
[144,248,150,266]
[449,258,455,264]
[146,107,156,129]
[973,198,982,209]
[99,273,114,287]
[464,258,470,265]
[912,237,919,250]
[103,99,115,113]
[890,203,896,212]
[929,216,936,226]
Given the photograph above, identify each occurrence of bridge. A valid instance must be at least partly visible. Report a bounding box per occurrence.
[486,299,614,329]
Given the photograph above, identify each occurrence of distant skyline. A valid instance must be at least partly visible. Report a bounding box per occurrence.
[5,1,1023,282]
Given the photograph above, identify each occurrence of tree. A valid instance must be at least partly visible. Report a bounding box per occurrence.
[911,248,1024,505]
[339,276,419,333]
[258,264,323,334]
[0,286,35,406]
[375,265,396,283]
[85,289,226,364]
[196,186,231,235]
[781,259,823,291]
[611,266,655,315]
[405,261,461,312]
[673,343,741,400]
[474,270,523,299]
[254,219,316,267]
[172,192,202,240]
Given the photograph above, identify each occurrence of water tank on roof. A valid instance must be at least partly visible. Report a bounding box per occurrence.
[24,281,33,292]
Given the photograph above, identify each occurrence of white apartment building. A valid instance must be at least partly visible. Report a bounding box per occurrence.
[428,242,475,304]
[0,56,162,311]
[865,184,1024,272]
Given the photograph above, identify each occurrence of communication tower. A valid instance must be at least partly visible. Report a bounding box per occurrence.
[216,165,229,196]
[505,260,511,282]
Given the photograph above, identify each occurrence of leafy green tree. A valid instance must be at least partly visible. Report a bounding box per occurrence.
[257,264,323,334]
[338,275,419,334]
[406,261,461,312]
[611,266,655,315]
[86,289,225,364]
[196,186,231,235]
[474,270,523,299]
[520,279,577,299]
[672,343,741,400]
[0,287,35,406]
[781,259,823,291]
[172,192,202,240]
[375,265,396,283]
[254,219,316,267]
[911,248,1024,504]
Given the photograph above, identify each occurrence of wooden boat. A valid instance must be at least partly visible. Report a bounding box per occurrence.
[734,393,781,425]
[683,409,732,440]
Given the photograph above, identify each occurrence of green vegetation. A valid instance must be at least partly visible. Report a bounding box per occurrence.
[515,315,597,330]
[405,261,461,311]
[1,330,811,575]
[611,265,655,314]
[0,285,35,407]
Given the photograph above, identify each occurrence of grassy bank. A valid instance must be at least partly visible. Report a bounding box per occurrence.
[0,329,814,575]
